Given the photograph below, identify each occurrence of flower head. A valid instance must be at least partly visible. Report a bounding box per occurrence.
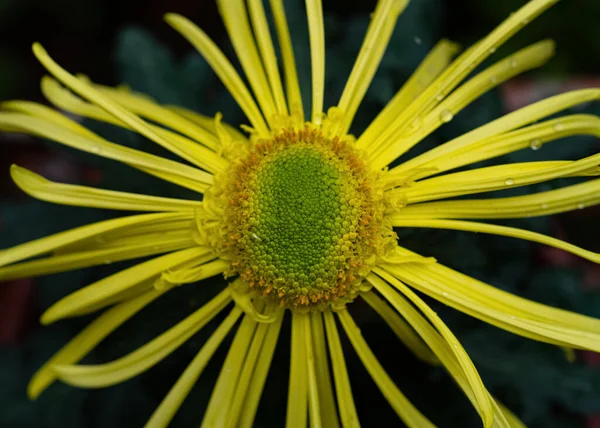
[1,0,599,426]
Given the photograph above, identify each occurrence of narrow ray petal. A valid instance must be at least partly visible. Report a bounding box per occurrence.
[371,40,556,168]
[201,314,258,428]
[378,0,560,145]
[0,112,211,191]
[391,88,600,176]
[391,156,600,204]
[146,306,243,428]
[323,311,359,428]
[52,288,231,388]
[287,312,309,428]
[336,0,409,135]
[40,77,228,174]
[302,314,323,428]
[41,247,213,324]
[166,105,247,142]
[337,309,436,427]
[248,0,288,115]
[361,290,438,365]
[238,311,285,428]
[164,14,269,136]
[269,0,304,121]
[390,218,600,263]
[0,212,190,268]
[29,289,165,399]
[11,165,203,212]
[391,178,600,219]
[382,258,600,351]
[305,0,325,124]
[217,0,278,125]
[357,39,460,149]
[310,312,340,428]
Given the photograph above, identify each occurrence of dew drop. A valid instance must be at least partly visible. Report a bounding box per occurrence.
[103,260,112,265]
[510,315,516,320]
[510,59,518,68]
[435,93,444,101]
[490,75,498,84]
[540,203,549,209]
[442,291,448,297]
[439,109,454,123]
[505,178,515,186]
[553,123,565,131]
[489,47,497,54]
[91,145,101,153]
[414,36,422,45]
[529,139,542,150]
[577,203,586,210]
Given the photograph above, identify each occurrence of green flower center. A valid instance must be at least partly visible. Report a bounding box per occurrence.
[218,128,384,309]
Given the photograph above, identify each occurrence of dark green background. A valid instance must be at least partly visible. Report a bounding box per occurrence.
[1,0,599,427]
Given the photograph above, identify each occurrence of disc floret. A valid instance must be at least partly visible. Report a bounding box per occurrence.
[208,127,386,310]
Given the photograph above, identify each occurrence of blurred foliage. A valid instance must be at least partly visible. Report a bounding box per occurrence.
[1,0,600,427]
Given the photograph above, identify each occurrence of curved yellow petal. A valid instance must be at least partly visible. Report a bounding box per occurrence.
[370,40,556,168]
[145,306,243,428]
[164,14,269,136]
[29,289,165,399]
[41,247,213,324]
[356,39,460,150]
[337,308,436,427]
[390,178,600,220]
[323,310,360,428]
[370,270,494,427]
[52,288,231,388]
[286,312,309,428]
[305,0,325,124]
[336,0,409,135]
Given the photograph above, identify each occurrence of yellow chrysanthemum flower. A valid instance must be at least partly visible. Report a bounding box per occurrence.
[1,0,599,426]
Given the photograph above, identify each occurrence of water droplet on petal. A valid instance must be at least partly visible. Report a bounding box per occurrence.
[510,315,516,320]
[103,260,112,265]
[554,123,565,131]
[577,203,586,209]
[439,109,454,123]
[91,145,101,153]
[510,59,518,68]
[505,178,515,185]
[414,36,422,45]
[529,139,542,150]
[540,203,549,209]
[489,47,497,53]
[435,93,444,101]
[490,75,498,84]
[442,291,448,297]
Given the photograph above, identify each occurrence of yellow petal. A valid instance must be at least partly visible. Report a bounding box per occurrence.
[389,218,600,263]
[0,212,190,268]
[391,156,600,204]
[383,257,600,351]
[238,311,285,428]
[146,306,243,428]
[377,0,559,151]
[11,165,203,212]
[247,0,288,115]
[28,289,165,399]
[164,14,269,136]
[52,288,231,388]
[391,88,600,177]
[369,270,494,427]
[361,290,438,365]
[305,0,325,124]
[216,0,278,125]
[309,312,340,428]
[357,39,460,150]
[269,0,304,122]
[201,314,258,428]
[286,312,309,428]
[40,77,228,174]
[41,247,213,324]
[323,310,360,428]
[0,112,211,191]
[370,40,556,168]
[335,0,409,135]
[390,178,600,220]
[166,105,247,142]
